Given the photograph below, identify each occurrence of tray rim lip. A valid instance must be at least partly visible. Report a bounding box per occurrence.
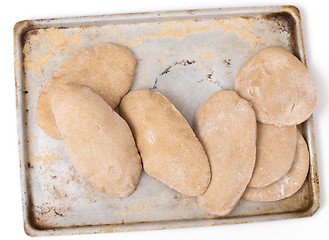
[13,5,320,237]
[13,5,301,34]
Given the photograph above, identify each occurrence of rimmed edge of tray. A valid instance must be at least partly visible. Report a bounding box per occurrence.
[14,5,320,237]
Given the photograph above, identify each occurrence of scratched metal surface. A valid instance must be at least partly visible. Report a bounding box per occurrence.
[14,5,319,236]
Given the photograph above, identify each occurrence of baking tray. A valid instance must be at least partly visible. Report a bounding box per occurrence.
[14,5,320,236]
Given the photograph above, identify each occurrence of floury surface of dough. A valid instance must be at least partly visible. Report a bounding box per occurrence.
[248,123,297,188]
[119,89,211,196]
[36,43,136,138]
[243,131,309,201]
[235,46,316,126]
[51,84,142,198]
[194,90,256,216]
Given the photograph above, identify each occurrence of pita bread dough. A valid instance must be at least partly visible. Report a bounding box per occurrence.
[243,131,309,201]
[36,43,136,138]
[51,84,142,198]
[194,90,256,216]
[235,46,317,126]
[119,89,211,196]
[248,123,297,188]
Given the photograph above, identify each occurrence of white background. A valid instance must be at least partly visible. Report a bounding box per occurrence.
[1,0,328,239]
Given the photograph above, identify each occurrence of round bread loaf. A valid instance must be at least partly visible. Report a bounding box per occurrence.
[243,131,309,201]
[36,43,136,139]
[194,90,256,216]
[119,89,211,196]
[235,46,317,126]
[248,123,297,188]
[51,84,142,198]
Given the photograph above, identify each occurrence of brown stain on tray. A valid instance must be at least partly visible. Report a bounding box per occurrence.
[23,28,82,72]
[263,11,299,58]
[212,17,271,49]
[29,152,60,164]
[111,17,271,49]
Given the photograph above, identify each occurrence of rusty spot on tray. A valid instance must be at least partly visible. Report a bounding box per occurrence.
[27,162,33,169]
[223,58,231,67]
[263,11,298,58]
[159,59,196,76]
[282,5,301,19]
[27,202,69,230]
[312,172,319,184]
[186,9,197,15]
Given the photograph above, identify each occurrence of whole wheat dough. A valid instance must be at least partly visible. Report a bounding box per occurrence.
[119,89,211,196]
[36,43,136,139]
[235,46,317,126]
[248,123,297,188]
[51,84,142,198]
[194,90,256,216]
[243,131,309,201]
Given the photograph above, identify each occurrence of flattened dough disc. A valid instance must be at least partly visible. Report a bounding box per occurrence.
[235,46,316,126]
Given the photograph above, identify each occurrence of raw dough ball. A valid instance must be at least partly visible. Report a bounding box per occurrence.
[243,131,309,201]
[36,43,136,138]
[235,46,317,126]
[194,90,256,216]
[51,84,142,198]
[248,123,297,188]
[119,89,211,196]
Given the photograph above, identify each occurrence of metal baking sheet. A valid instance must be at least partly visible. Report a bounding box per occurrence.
[14,5,320,236]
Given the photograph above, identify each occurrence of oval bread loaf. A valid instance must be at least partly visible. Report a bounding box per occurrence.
[51,84,142,198]
[194,90,257,216]
[119,89,211,196]
[36,43,136,139]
